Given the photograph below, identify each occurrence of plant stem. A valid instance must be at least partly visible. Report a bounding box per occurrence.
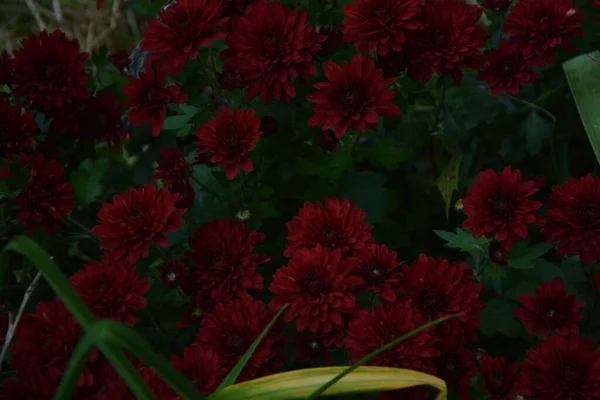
[67,215,101,243]
[504,94,557,128]
[189,175,222,200]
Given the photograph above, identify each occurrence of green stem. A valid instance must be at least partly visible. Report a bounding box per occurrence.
[504,94,557,128]
[190,175,222,200]
[66,215,101,243]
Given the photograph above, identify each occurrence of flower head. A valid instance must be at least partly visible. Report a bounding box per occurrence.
[269,245,362,333]
[462,166,545,250]
[504,0,584,67]
[307,54,400,138]
[70,257,151,326]
[141,0,229,74]
[185,217,269,302]
[482,356,529,400]
[92,184,186,264]
[477,39,539,96]
[285,197,374,257]
[195,107,262,180]
[11,29,88,112]
[341,0,422,56]
[152,148,192,185]
[15,154,74,235]
[397,254,484,339]
[514,277,584,336]
[345,302,440,373]
[0,97,37,160]
[405,0,490,83]
[222,0,325,103]
[353,244,402,303]
[197,299,288,382]
[543,174,600,264]
[123,60,188,137]
[522,334,600,400]
[171,345,223,395]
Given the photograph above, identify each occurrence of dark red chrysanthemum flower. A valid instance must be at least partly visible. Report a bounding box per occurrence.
[259,116,278,137]
[92,184,186,264]
[69,258,151,326]
[137,366,177,399]
[269,245,362,333]
[170,178,196,209]
[15,154,74,235]
[397,254,484,339]
[307,54,400,138]
[434,322,477,400]
[504,0,584,67]
[522,334,600,400]
[185,217,269,302]
[11,29,88,112]
[285,197,374,257]
[462,166,545,251]
[317,130,340,152]
[222,0,325,104]
[481,356,529,400]
[345,302,440,373]
[123,60,188,137]
[197,299,288,382]
[73,358,132,400]
[595,0,600,9]
[488,240,508,266]
[141,0,229,75]
[480,0,510,12]
[12,300,97,387]
[543,174,600,264]
[161,259,188,287]
[51,90,128,147]
[0,98,37,160]
[513,277,584,336]
[405,0,490,83]
[152,148,192,185]
[316,27,344,57]
[477,39,539,96]
[353,244,402,303]
[171,345,223,395]
[110,50,130,72]
[195,107,262,179]
[2,368,57,400]
[341,0,422,56]
[294,331,333,363]
[0,50,13,84]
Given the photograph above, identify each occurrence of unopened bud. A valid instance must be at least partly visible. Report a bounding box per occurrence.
[454,199,464,212]
[236,209,252,221]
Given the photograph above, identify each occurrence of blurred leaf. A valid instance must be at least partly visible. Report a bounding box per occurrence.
[563,51,600,163]
[435,152,462,218]
[478,298,521,338]
[70,159,111,204]
[365,138,414,169]
[522,110,552,157]
[339,171,388,224]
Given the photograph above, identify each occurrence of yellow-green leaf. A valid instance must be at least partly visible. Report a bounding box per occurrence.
[208,366,446,400]
[435,152,462,219]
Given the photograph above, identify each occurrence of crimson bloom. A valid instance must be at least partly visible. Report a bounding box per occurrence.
[307,54,400,138]
[341,0,422,56]
[462,166,545,251]
[171,345,223,395]
[69,257,151,326]
[522,334,600,400]
[405,0,490,83]
[185,217,269,302]
[352,244,402,303]
[152,148,192,185]
[269,245,362,333]
[397,254,484,339]
[481,356,529,400]
[15,154,74,235]
[345,302,440,373]
[514,277,584,336]
[10,29,88,112]
[285,197,374,257]
[543,174,600,264]
[196,299,288,382]
[222,0,325,103]
[141,0,229,75]
[478,39,539,96]
[123,60,188,137]
[195,107,262,180]
[92,184,186,264]
[0,97,37,160]
[504,0,584,67]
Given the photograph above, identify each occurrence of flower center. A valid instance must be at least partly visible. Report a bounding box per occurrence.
[191,306,203,317]
[218,120,242,147]
[227,333,245,353]
[129,206,146,223]
[366,265,385,285]
[419,288,447,319]
[319,227,339,248]
[501,62,514,74]
[166,271,177,282]
[577,202,600,222]
[262,31,277,49]
[546,308,557,318]
[436,353,461,382]
[490,193,515,218]
[303,272,325,295]
[562,364,579,382]
[339,88,362,112]
[211,253,233,273]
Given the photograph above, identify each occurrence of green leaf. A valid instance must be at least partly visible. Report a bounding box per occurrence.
[563,51,600,163]
[434,229,489,255]
[508,242,554,270]
[327,150,354,179]
[435,152,462,218]
[339,171,388,224]
[366,138,414,169]
[162,114,193,134]
[522,109,552,157]
[70,159,111,204]
[478,298,521,338]
[217,305,288,390]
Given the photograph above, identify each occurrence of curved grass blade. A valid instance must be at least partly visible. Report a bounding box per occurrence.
[208,366,446,400]
[55,331,99,399]
[305,313,460,399]
[216,305,288,391]
[563,51,600,163]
